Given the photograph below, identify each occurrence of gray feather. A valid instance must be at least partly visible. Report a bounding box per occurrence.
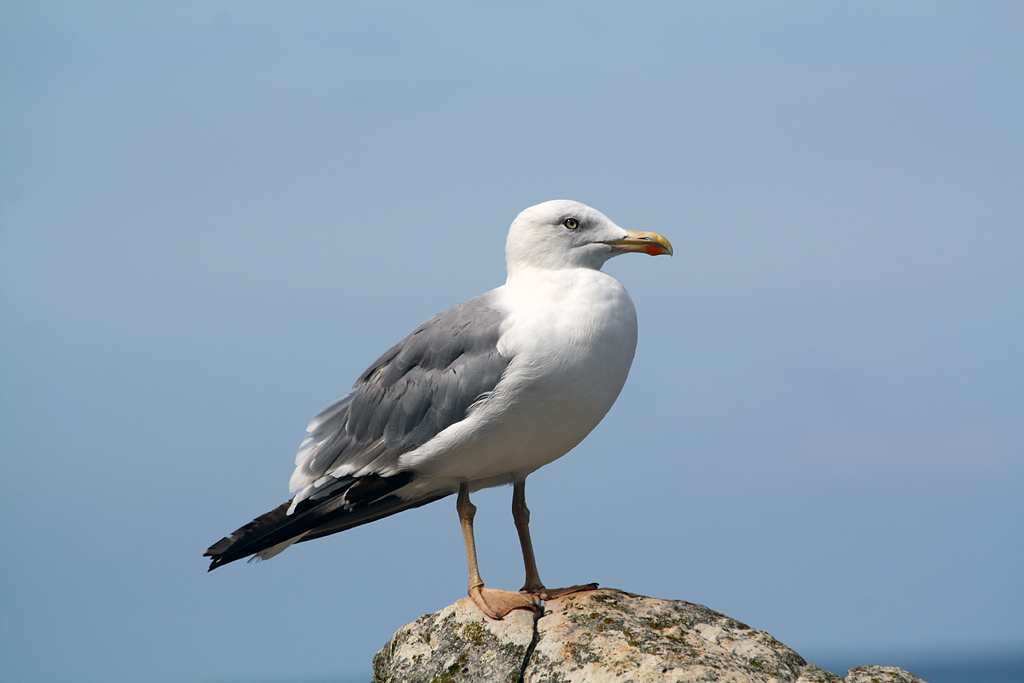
[292,292,511,488]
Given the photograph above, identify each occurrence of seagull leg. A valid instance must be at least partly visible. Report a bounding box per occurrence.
[512,478,598,600]
[457,482,540,619]
[512,479,545,593]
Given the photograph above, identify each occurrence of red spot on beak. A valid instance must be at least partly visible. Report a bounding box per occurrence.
[645,244,663,256]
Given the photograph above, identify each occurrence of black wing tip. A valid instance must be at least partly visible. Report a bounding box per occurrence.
[203,545,229,571]
[201,499,295,572]
[201,472,425,573]
[203,533,241,571]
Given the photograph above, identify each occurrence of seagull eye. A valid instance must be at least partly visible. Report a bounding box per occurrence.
[562,217,579,230]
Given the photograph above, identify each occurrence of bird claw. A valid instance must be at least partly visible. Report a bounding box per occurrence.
[468,585,543,620]
[520,582,599,601]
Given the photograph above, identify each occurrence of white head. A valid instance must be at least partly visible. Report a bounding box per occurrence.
[505,200,672,274]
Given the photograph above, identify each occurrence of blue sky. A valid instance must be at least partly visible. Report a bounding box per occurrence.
[1,2,1021,682]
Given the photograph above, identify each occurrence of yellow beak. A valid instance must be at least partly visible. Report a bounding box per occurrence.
[603,230,673,256]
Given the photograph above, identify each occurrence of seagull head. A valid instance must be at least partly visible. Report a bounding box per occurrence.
[505,200,672,273]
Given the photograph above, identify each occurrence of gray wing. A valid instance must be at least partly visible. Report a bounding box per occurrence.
[288,291,511,507]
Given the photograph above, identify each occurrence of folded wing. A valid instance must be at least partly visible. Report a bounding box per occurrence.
[204,293,511,569]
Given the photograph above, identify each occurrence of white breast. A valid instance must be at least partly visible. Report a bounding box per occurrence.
[398,266,638,488]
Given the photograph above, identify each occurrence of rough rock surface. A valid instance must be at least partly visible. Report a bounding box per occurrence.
[372,589,928,683]
[845,666,925,683]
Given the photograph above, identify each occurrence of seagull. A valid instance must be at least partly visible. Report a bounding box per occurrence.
[204,200,672,619]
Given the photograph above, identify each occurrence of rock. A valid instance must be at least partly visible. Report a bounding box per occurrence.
[371,597,536,683]
[845,666,926,683]
[372,588,928,683]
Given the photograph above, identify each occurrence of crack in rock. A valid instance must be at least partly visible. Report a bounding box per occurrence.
[515,607,543,683]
